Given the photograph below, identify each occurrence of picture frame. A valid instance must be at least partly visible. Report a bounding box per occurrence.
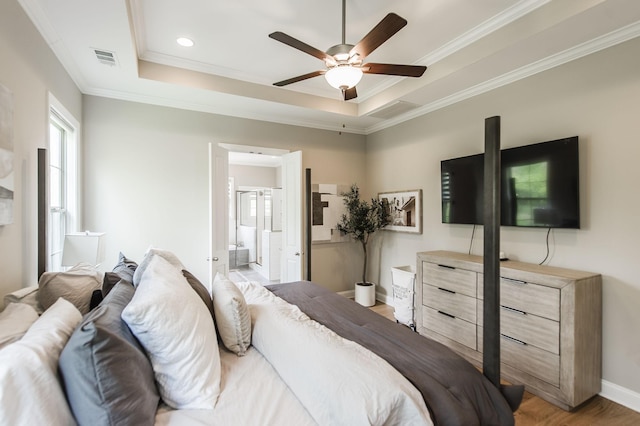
[378,189,422,234]
[310,183,350,244]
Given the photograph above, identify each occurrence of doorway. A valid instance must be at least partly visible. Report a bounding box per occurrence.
[224,145,288,284]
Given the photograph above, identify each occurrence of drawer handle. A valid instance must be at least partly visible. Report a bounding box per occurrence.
[437,264,455,270]
[502,277,527,285]
[501,334,527,345]
[501,305,526,315]
[437,287,456,294]
[437,310,456,319]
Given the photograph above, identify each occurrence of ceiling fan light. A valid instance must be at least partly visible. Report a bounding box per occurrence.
[324,65,363,90]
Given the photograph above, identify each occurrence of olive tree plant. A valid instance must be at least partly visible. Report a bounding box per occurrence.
[337,184,391,285]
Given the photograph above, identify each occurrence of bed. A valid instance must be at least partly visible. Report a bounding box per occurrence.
[0,248,517,426]
[266,281,515,425]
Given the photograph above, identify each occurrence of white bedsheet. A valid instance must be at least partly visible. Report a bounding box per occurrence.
[155,347,317,426]
[240,282,433,426]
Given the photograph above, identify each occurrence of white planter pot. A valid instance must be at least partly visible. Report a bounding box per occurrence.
[354,282,376,307]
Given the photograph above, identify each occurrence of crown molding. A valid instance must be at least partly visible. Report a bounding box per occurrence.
[364,21,640,135]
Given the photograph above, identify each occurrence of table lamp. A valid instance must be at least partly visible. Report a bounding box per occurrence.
[61,231,106,268]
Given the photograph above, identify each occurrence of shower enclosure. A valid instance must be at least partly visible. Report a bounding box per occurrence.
[230,188,282,272]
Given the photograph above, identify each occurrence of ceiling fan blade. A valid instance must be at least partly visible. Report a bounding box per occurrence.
[269,32,334,63]
[342,86,357,101]
[350,13,407,59]
[273,70,325,87]
[363,63,427,77]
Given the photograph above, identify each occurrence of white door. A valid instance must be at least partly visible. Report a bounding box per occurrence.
[209,143,229,290]
[281,151,303,282]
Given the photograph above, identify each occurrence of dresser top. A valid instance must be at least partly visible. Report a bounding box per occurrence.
[417,250,600,283]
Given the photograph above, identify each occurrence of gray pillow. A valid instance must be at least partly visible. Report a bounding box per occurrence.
[102,252,137,297]
[112,252,138,282]
[182,269,214,320]
[59,281,159,426]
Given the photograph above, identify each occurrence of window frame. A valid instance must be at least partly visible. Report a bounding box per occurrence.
[47,94,80,272]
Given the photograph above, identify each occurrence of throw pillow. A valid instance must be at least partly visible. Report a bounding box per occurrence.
[101,272,122,298]
[132,247,184,286]
[212,273,251,356]
[102,252,138,296]
[122,255,221,409]
[0,302,39,349]
[37,263,103,314]
[182,269,214,320]
[0,298,81,426]
[59,281,159,426]
[112,252,138,281]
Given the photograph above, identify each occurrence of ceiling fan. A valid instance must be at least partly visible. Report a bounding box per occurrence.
[269,0,427,101]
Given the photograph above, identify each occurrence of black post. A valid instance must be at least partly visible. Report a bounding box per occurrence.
[483,116,501,388]
[37,148,47,279]
[305,168,312,281]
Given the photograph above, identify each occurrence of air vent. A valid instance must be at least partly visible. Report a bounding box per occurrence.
[368,101,420,120]
[93,49,118,67]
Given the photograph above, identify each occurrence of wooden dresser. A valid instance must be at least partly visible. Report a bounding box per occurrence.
[416,250,602,410]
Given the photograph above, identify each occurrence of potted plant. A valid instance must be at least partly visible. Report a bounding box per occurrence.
[337,184,391,306]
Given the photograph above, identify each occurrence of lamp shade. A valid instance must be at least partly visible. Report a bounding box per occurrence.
[324,65,363,90]
[61,232,106,267]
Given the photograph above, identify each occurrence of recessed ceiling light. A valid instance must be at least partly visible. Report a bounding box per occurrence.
[176,37,194,47]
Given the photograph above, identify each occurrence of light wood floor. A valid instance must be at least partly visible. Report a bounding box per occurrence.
[368,302,640,425]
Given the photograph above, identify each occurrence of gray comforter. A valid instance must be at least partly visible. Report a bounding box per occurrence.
[266,281,515,426]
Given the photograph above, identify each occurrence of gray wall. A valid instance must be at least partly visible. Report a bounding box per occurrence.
[366,37,640,396]
[82,96,367,291]
[0,0,82,302]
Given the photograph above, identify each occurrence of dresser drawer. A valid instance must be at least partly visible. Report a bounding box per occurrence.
[478,275,560,321]
[423,284,476,323]
[422,262,476,297]
[477,301,559,354]
[479,327,560,387]
[423,306,476,350]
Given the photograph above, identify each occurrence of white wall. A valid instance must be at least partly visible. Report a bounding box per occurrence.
[366,37,640,396]
[0,0,82,303]
[82,96,367,291]
[230,164,278,188]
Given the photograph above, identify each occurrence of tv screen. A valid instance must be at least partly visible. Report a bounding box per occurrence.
[441,137,580,228]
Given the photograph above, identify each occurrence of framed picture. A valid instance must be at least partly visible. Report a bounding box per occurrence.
[378,189,422,234]
[310,183,350,244]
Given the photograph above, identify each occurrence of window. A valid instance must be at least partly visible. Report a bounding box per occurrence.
[48,96,79,271]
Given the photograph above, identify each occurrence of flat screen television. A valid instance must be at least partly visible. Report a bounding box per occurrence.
[441,136,580,228]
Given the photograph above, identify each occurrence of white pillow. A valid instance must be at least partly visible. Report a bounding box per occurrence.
[212,273,251,356]
[132,247,185,286]
[122,255,220,409]
[0,302,39,349]
[0,298,82,426]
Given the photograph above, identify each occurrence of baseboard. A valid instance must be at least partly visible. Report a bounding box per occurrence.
[338,290,392,305]
[376,292,392,305]
[600,380,640,413]
[338,290,354,299]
